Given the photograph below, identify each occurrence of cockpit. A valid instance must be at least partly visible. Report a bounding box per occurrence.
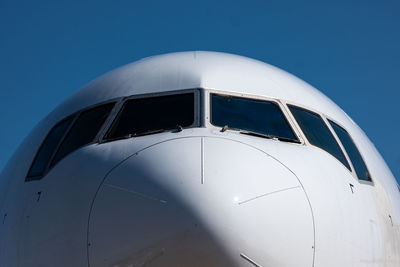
[26,89,372,183]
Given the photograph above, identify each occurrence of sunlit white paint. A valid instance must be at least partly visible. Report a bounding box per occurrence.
[0,52,399,267]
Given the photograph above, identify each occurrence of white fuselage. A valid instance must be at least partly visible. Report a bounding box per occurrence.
[0,52,399,267]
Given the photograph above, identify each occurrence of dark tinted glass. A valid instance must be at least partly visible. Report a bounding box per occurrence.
[51,103,115,166]
[211,94,298,141]
[27,116,74,179]
[289,105,351,170]
[329,120,371,181]
[106,93,194,140]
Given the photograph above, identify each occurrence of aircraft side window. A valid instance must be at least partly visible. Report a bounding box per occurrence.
[26,116,74,180]
[105,93,195,141]
[328,120,372,181]
[50,102,115,167]
[210,94,299,143]
[288,105,351,170]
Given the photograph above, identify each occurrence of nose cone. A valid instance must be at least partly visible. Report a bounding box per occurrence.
[88,137,314,267]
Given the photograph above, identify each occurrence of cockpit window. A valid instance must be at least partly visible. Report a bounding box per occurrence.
[26,116,74,180]
[50,102,115,167]
[210,94,299,143]
[104,93,195,141]
[328,120,371,181]
[288,105,351,170]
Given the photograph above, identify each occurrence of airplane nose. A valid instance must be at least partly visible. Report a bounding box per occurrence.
[88,137,315,267]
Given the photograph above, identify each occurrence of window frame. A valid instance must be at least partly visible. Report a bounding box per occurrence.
[26,99,119,181]
[326,117,374,184]
[49,102,118,168]
[26,87,374,186]
[204,89,305,144]
[26,115,75,181]
[27,89,200,182]
[99,88,201,143]
[283,100,374,185]
[285,102,353,173]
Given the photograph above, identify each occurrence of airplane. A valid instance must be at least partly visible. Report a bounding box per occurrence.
[0,51,399,267]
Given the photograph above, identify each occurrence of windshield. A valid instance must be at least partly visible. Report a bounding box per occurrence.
[105,92,195,140]
[210,94,298,142]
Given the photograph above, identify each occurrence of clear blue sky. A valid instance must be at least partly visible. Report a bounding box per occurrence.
[1,0,399,182]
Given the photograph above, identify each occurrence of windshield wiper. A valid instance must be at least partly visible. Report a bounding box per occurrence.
[101,134,135,143]
[134,125,185,135]
[239,130,301,144]
[239,130,275,140]
[131,129,166,137]
[102,129,166,143]
[274,136,301,144]
[220,125,240,132]
[175,124,183,132]
[101,125,189,143]
[220,126,300,144]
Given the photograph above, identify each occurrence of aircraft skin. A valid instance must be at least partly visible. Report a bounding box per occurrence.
[0,51,399,267]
